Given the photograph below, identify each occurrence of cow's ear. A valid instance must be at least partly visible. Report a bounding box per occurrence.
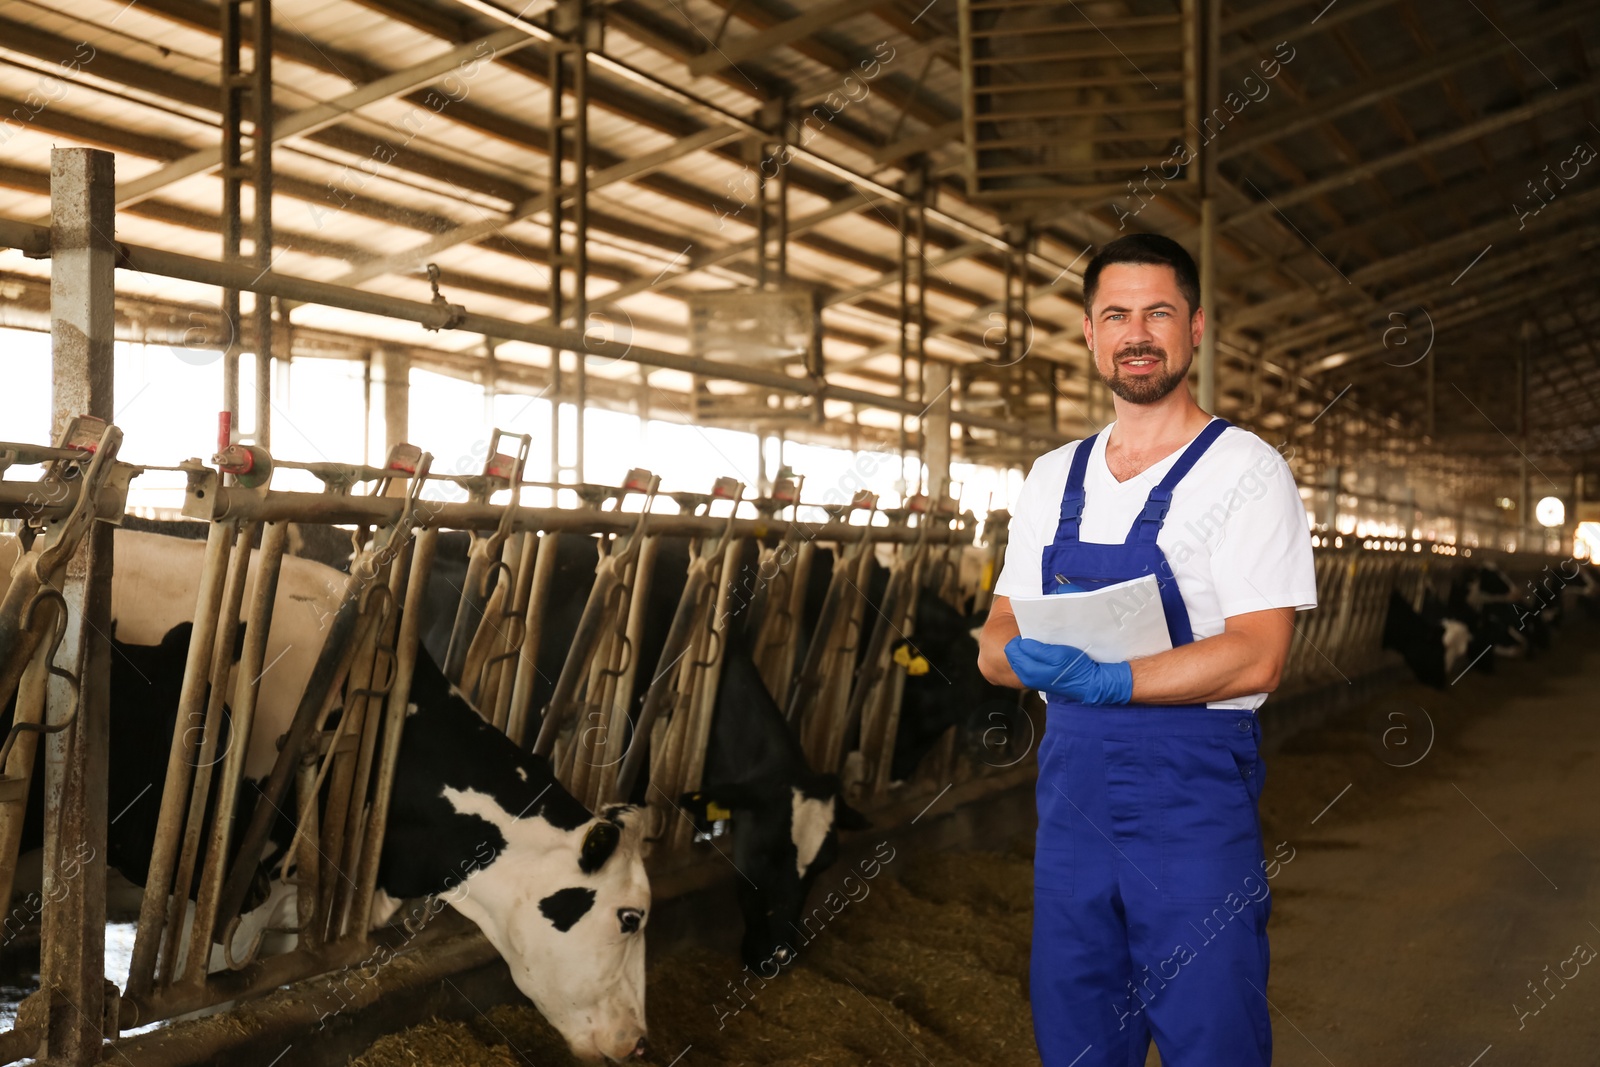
[579,821,621,874]
[160,622,196,651]
[835,798,872,832]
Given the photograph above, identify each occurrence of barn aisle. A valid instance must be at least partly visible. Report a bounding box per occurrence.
[1259,623,1600,1066]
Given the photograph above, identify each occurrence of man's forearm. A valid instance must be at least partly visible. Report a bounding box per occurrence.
[978,606,1023,687]
[1129,631,1281,704]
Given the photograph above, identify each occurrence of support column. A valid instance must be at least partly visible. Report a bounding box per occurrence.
[1002,223,1030,417]
[220,0,273,449]
[1195,0,1220,414]
[547,0,594,485]
[924,361,952,505]
[361,348,373,466]
[1518,320,1533,550]
[380,347,409,456]
[898,160,927,494]
[43,145,114,1066]
[1321,464,1341,534]
[754,99,789,289]
[483,335,499,427]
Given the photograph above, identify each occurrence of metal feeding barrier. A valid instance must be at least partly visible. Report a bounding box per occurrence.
[0,417,1578,1066]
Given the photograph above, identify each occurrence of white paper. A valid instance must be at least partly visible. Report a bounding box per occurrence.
[1008,575,1174,662]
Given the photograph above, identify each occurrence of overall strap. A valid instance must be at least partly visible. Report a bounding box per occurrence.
[1051,432,1099,545]
[1128,418,1232,544]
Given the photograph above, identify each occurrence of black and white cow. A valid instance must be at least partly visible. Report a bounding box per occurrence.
[441,532,872,974]
[5,529,651,1062]
[679,627,870,970]
[635,537,872,971]
[1382,589,1487,688]
[806,547,1027,782]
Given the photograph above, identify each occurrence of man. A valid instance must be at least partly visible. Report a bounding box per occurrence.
[976,233,1316,1066]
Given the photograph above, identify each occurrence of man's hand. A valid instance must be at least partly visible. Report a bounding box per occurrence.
[1003,637,1133,706]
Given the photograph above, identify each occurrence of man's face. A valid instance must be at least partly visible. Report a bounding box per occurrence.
[1084,263,1204,405]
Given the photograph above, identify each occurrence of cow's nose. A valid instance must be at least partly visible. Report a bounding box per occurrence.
[630,1036,650,1059]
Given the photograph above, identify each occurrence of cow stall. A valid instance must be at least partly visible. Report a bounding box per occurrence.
[0,420,1003,1063]
[2,407,1582,1065]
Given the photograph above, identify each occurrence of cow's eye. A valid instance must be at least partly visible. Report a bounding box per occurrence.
[618,907,644,934]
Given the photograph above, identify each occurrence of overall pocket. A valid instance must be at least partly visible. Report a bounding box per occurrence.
[1157,734,1266,904]
[1033,731,1074,896]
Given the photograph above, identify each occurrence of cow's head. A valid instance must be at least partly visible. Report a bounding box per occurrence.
[888,593,1023,782]
[682,774,868,970]
[441,791,651,1061]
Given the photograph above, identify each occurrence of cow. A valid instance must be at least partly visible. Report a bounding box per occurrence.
[678,627,870,971]
[1448,562,1566,659]
[1382,589,1488,688]
[830,547,1028,782]
[4,529,650,1062]
[630,536,872,973]
[440,531,872,974]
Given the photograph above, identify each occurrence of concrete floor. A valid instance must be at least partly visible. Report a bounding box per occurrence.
[1253,624,1600,1067]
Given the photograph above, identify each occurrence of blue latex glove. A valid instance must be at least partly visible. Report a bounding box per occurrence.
[1004,636,1134,705]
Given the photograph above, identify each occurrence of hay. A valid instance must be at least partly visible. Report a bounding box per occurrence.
[350,843,1042,1066]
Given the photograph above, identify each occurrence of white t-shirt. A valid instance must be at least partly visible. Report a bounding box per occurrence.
[994,420,1317,710]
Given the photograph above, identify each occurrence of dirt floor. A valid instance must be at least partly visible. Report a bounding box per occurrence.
[351,620,1600,1067]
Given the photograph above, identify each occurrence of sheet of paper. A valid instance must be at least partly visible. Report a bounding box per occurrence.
[1008,574,1174,662]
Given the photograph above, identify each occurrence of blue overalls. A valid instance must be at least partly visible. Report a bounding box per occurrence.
[1031,418,1273,1067]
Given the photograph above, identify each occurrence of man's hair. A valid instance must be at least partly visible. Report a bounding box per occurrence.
[1081,233,1201,318]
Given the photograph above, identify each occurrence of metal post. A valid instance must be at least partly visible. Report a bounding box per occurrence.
[41,145,115,1065]
[219,0,273,449]
[925,362,952,505]
[362,348,373,466]
[1195,0,1219,414]
[350,527,437,936]
[756,99,789,288]
[1003,222,1029,440]
[252,0,273,450]
[1518,320,1532,550]
[381,347,409,454]
[219,0,243,447]
[548,0,593,485]
[898,161,927,495]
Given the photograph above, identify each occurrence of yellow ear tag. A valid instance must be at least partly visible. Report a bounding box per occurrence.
[893,643,930,676]
[705,801,733,821]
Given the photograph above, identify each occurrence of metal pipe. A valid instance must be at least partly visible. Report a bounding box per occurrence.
[487,532,536,731]
[0,216,1060,440]
[211,538,393,938]
[162,520,257,986]
[669,537,738,849]
[349,525,438,936]
[533,554,622,757]
[127,519,236,997]
[598,535,657,805]
[335,535,416,939]
[614,554,709,801]
[506,531,558,747]
[185,520,288,976]
[443,534,497,684]
[0,603,58,923]
[180,484,976,541]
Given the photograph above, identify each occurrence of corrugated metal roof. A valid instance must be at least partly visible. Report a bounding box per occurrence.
[0,0,1591,468]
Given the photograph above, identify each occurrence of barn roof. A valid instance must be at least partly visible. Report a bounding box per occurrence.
[0,0,1593,492]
